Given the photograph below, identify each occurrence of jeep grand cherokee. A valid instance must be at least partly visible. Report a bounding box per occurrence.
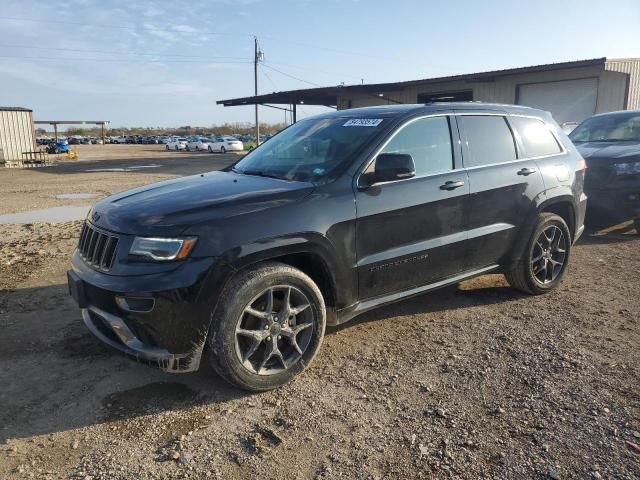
[68,103,587,391]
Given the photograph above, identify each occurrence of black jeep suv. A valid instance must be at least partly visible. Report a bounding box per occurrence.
[68,103,587,391]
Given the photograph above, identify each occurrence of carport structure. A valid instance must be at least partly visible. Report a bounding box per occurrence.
[34,120,110,143]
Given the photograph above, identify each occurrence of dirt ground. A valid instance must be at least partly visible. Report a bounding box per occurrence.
[0,145,639,479]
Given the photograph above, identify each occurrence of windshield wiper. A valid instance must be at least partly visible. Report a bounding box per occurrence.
[240,169,285,180]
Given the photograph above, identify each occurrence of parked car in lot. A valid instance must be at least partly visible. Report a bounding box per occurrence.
[112,136,127,144]
[166,138,188,150]
[47,139,70,154]
[569,109,640,232]
[208,136,244,153]
[186,137,211,152]
[68,103,586,391]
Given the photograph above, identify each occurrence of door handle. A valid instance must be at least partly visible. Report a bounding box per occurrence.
[517,167,537,176]
[440,180,465,190]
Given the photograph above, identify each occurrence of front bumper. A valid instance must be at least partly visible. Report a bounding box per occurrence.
[68,253,235,373]
[586,187,640,222]
[82,306,198,372]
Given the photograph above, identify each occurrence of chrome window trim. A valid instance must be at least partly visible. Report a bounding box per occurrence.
[356,113,454,188]
[356,110,570,188]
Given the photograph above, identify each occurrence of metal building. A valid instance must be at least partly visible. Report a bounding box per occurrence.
[218,57,640,126]
[0,107,36,164]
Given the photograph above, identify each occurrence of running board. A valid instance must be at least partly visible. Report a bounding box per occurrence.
[334,265,499,325]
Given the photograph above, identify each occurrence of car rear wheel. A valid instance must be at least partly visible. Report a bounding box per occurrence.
[165,145,169,150]
[221,146,226,154]
[207,262,326,391]
[506,212,571,295]
[208,146,212,153]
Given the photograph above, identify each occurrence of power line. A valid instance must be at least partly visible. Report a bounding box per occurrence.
[262,63,322,87]
[0,43,250,60]
[266,60,362,82]
[0,16,253,37]
[0,15,399,63]
[260,66,279,92]
[0,54,251,64]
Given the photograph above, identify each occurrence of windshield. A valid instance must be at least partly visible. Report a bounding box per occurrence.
[233,117,386,182]
[569,112,640,142]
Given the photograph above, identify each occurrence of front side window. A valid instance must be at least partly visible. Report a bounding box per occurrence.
[233,117,386,182]
[461,115,517,167]
[376,116,453,176]
[510,117,562,157]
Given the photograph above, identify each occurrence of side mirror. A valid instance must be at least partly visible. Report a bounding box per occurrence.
[363,153,416,186]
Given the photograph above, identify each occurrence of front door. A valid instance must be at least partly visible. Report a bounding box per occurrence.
[355,115,470,299]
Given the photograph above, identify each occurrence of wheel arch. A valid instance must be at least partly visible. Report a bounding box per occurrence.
[506,195,577,267]
[539,196,576,241]
[212,233,351,319]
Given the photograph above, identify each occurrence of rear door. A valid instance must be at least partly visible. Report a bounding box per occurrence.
[355,114,470,299]
[457,113,545,269]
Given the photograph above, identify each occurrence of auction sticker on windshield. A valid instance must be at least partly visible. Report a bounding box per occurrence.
[343,118,383,127]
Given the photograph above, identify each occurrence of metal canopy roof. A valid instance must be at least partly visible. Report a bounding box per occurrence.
[217,57,607,107]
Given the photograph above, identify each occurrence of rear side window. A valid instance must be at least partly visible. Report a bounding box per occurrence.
[461,115,517,167]
[379,116,453,176]
[510,116,562,157]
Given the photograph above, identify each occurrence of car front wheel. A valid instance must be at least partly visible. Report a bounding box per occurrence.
[220,146,226,154]
[506,212,571,295]
[207,262,326,391]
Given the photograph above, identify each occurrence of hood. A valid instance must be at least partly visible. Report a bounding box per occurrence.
[90,171,315,236]
[575,141,640,163]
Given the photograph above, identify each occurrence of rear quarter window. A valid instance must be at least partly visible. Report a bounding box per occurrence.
[510,116,562,157]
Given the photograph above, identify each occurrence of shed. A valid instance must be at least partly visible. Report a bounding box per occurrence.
[0,107,36,164]
[218,57,640,126]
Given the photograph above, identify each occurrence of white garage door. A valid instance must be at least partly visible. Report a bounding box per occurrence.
[517,78,598,125]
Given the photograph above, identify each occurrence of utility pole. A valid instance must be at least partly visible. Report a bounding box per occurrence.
[253,37,262,145]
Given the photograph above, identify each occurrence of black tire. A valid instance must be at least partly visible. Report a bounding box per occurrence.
[165,145,169,150]
[221,146,226,154]
[505,213,571,295]
[634,218,640,235]
[208,146,212,153]
[207,262,326,391]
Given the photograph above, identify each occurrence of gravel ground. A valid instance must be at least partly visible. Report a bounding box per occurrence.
[0,146,639,479]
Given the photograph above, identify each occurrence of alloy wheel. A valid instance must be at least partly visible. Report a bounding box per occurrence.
[531,225,566,284]
[235,285,314,375]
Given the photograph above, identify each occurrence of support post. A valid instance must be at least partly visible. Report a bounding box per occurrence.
[54,124,58,141]
[254,37,260,145]
[101,123,105,145]
[292,103,297,124]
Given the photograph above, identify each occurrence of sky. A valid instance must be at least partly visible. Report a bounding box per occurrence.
[1,0,639,129]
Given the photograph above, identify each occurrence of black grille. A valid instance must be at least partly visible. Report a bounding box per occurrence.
[77,222,119,271]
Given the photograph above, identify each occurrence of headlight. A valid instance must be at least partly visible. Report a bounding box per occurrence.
[129,237,197,261]
[613,161,640,175]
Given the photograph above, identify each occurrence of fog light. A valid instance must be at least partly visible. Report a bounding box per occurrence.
[116,296,155,313]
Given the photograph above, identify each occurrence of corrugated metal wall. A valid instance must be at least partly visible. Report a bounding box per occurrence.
[0,109,35,163]
[605,58,640,109]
